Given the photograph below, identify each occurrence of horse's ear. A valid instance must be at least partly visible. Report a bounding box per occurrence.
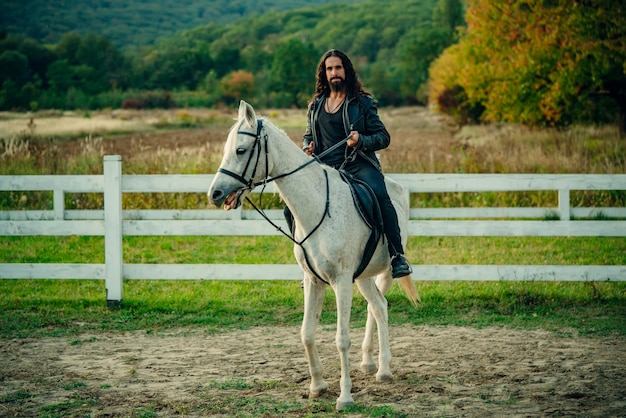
[238,100,256,128]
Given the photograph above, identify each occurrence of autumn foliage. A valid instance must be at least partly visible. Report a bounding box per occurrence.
[220,71,255,103]
[429,0,626,133]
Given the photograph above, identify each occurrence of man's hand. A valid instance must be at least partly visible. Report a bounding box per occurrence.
[303,142,315,155]
[347,131,359,147]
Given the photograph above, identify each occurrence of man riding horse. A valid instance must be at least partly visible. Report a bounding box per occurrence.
[302,49,412,279]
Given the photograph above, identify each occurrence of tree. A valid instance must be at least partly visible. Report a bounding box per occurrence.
[429,0,626,134]
[199,70,222,106]
[76,33,127,91]
[18,38,56,87]
[269,39,318,108]
[137,42,213,91]
[221,70,254,104]
[55,32,82,65]
[398,0,465,104]
[211,45,241,78]
[433,0,465,34]
[2,0,454,110]
[46,59,74,93]
[0,79,20,110]
[0,35,50,110]
[0,50,29,85]
[366,61,406,106]
[399,26,452,104]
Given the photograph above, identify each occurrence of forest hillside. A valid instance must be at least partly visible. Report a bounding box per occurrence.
[1,0,623,134]
[0,0,363,47]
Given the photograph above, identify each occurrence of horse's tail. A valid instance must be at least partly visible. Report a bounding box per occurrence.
[398,275,421,307]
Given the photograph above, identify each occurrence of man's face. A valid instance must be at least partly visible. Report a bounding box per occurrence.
[325,56,346,92]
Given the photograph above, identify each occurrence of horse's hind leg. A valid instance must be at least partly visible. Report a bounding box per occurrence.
[356,274,393,382]
[359,277,378,375]
[332,277,356,410]
[301,274,328,398]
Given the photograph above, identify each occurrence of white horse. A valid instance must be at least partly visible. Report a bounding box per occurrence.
[208,101,419,411]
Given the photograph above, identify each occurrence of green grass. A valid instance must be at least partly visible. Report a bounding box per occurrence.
[3,235,624,265]
[1,235,625,338]
[1,113,625,338]
[2,278,624,338]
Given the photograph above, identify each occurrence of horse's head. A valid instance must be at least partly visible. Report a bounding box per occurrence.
[208,100,269,210]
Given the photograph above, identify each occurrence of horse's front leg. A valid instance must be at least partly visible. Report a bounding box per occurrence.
[333,278,355,411]
[301,274,328,398]
[356,274,393,382]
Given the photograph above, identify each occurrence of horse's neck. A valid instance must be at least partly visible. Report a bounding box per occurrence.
[265,125,331,226]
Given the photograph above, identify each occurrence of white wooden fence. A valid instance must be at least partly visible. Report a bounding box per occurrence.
[1,155,625,304]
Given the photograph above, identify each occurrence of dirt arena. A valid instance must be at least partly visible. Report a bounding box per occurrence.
[2,324,625,417]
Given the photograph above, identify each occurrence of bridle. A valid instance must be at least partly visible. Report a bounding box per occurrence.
[217,119,330,243]
[218,119,337,190]
[219,119,355,189]
[217,117,354,284]
[217,119,267,190]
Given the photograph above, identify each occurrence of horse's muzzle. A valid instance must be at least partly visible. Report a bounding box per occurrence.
[208,187,227,207]
[208,185,245,210]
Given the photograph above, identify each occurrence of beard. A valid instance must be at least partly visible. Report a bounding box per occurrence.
[329,77,346,92]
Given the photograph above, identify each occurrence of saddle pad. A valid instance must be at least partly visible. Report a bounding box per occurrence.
[339,171,381,230]
[338,171,384,280]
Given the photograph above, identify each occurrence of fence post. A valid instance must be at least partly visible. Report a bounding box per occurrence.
[558,188,571,221]
[53,189,64,220]
[104,155,123,307]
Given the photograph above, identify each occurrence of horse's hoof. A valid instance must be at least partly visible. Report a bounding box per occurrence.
[309,382,328,398]
[336,398,355,411]
[360,362,377,375]
[376,372,393,383]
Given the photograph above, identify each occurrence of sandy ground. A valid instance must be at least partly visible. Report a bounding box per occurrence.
[2,325,625,417]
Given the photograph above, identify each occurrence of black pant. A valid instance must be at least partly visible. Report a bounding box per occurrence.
[340,160,404,257]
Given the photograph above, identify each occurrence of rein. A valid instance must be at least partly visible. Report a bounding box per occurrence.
[219,119,352,190]
[218,119,353,284]
[246,169,331,247]
[218,119,353,246]
[219,108,363,190]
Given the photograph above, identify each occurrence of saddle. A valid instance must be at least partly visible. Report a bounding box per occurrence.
[283,170,384,281]
[339,171,384,279]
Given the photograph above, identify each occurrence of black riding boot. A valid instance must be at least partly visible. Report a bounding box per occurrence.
[390,253,412,278]
[381,202,412,278]
[369,174,412,278]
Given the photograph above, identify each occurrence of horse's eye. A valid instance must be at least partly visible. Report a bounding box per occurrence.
[236,147,246,155]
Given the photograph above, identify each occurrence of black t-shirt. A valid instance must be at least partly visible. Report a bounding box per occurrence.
[318,103,348,168]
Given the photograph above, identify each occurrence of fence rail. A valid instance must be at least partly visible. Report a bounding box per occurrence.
[1,156,625,304]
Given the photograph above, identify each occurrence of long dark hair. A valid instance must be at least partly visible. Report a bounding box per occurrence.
[312,49,370,101]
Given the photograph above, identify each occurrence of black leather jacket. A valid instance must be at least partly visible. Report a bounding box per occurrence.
[303,94,390,172]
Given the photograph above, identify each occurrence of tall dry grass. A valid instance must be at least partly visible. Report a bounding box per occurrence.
[1,107,625,211]
[379,108,625,175]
